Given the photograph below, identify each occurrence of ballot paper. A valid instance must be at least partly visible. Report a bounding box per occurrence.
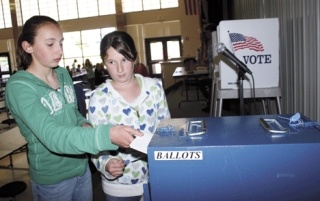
[130,119,187,153]
[130,133,153,154]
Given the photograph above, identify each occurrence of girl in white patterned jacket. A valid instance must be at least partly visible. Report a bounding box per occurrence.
[89,31,171,201]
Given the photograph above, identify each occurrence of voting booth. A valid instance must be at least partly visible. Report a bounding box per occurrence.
[146,115,320,201]
[217,18,279,89]
[210,18,282,116]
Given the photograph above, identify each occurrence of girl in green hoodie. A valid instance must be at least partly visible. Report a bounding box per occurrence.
[5,15,142,201]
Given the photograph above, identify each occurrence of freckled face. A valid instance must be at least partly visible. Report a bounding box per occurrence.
[103,47,135,83]
[25,23,64,69]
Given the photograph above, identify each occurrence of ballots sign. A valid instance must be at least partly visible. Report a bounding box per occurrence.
[217,18,279,89]
[154,151,203,160]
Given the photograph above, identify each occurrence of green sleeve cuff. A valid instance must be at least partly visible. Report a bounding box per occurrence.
[94,124,118,151]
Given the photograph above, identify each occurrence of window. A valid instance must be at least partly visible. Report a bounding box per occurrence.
[57,0,78,21]
[122,0,143,13]
[78,0,98,18]
[14,0,116,25]
[143,0,160,10]
[63,31,83,61]
[0,52,12,90]
[3,0,176,29]
[81,29,101,64]
[19,0,40,24]
[61,27,116,68]
[98,0,116,15]
[101,27,117,36]
[122,0,178,13]
[39,0,59,20]
[161,0,179,8]
[167,40,181,59]
[0,52,11,74]
[145,36,182,76]
[0,0,12,28]
[150,42,163,60]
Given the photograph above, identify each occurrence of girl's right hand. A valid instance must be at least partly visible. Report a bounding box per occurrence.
[110,125,143,148]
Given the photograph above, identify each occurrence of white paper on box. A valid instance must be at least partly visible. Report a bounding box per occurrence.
[130,133,153,154]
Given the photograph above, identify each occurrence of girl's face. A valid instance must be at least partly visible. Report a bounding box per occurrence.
[103,47,135,84]
[24,23,64,70]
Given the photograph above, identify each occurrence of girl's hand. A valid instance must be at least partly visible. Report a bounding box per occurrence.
[105,158,125,177]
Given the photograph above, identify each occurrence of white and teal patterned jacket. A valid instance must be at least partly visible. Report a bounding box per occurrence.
[88,74,171,196]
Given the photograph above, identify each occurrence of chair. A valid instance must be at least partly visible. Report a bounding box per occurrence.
[1,108,15,128]
[134,63,150,77]
[74,83,87,117]
[0,181,27,201]
[0,89,15,128]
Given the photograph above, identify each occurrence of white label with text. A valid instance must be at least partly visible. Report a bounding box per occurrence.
[154,151,203,160]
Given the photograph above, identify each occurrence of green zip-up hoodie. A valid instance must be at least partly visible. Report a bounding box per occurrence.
[5,67,118,185]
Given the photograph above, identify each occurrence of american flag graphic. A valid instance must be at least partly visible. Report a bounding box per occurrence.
[229,33,264,52]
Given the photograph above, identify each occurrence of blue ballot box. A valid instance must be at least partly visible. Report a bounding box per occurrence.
[146,114,320,201]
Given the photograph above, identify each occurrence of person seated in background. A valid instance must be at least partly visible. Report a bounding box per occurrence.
[76,64,81,73]
[183,57,197,72]
[94,63,108,86]
[71,59,77,75]
[66,65,72,77]
[89,30,171,201]
[84,58,95,90]
[182,58,198,95]
[134,61,149,77]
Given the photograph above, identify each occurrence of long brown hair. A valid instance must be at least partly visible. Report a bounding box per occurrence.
[100,31,137,62]
[16,15,60,70]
